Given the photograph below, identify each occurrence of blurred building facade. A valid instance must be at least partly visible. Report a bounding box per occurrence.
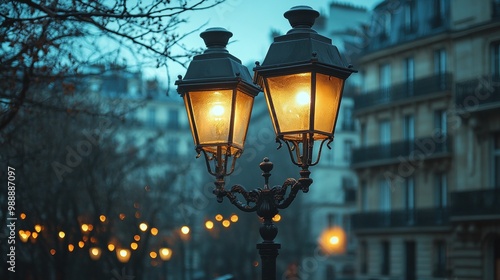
[351,0,500,279]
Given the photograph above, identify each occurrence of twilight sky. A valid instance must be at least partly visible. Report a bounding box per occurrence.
[152,0,381,84]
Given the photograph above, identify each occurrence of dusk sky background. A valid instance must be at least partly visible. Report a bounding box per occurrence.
[153,0,381,85]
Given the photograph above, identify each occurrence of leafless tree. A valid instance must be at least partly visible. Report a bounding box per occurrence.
[0,0,224,131]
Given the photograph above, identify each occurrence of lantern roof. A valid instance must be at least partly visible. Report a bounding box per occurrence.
[176,27,260,95]
[254,6,357,79]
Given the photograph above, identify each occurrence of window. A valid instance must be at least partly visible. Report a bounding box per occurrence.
[380,63,391,99]
[148,108,156,127]
[404,0,416,32]
[361,181,368,211]
[405,177,415,223]
[492,41,500,78]
[360,241,368,274]
[403,115,415,141]
[434,49,447,89]
[379,120,391,145]
[381,241,390,275]
[434,109,447,136]
[343,177,356,203]
[342,106,354,131]
[167,108,179,129]
[435,173,448,208]
[433,240,447,277]
[494,133,500,187]
[379,179,391,211]
[434,49,447,74]
[405,57,415,95]
[405,241,417,280]
[432,0,446,27]
[344,140,354,162]
[360,123,367,147]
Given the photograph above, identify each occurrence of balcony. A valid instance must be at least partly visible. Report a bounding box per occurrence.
[352,208,450,232]
[354,73,452,113]
[450,188,500,220]
[351,136,452,169]
[455,76,500,115]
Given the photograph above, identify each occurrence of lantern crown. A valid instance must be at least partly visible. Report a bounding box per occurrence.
[254,6,356,79]
[177,27,257,91]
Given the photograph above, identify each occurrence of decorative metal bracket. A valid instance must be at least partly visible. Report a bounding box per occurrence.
[211,157,313,280]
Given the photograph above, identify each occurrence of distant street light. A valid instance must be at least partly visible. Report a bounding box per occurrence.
[116,248,131,263]
[89,247,102,261]
[176,6,355,280]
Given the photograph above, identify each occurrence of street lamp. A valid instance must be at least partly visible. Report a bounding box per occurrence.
[176,6,355,280]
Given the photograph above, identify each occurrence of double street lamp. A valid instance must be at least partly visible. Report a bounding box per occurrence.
[176,6,355,279]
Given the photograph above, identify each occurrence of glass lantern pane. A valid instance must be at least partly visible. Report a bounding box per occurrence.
[189,89,233,145]
[232,91,254,147]
[183,94,197,145]
[314,73,344,138]
[266,73,311,139]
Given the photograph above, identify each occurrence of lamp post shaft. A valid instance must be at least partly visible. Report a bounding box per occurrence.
[257,242,280,280]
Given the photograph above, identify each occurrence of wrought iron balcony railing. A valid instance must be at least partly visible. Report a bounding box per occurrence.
[354,73,452,112]
[352,208,450,231]
[455,75,500,114]
[351,135,451,168]
[450,188,500,218]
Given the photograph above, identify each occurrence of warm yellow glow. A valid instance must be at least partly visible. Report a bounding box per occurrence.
[78,241,85,248]
[329,236,340,245]
[119,213,126,220]
[90,237,97,243]
[272,214,281,222]
[319,227,347,255]
[31,232,38,239]
[81,224,89,232]
[50,249,56,255]
[210,104,225,117]
[230,214,239,223]
[134,235,141,241]
[151,227,159,236]
[89,247,102,260]
[34,224,42,233]
[58,231,66,239]
[181,226,190,235]
[19,230,29,243]
[149,251,158,259]
[222,220,230,228]
[68,244,74,252]
[139,222,148,232]
[20,213,26,219]
[82,235,88,241]
[117,249,131,263]
[159,248,172,261]
[205,220,214,230]
[295,90,311,106]
[99,215,106,222]
[108,243,115,251]
[130,242,138,250]
[215,214,223,221]
[88,224,94,231]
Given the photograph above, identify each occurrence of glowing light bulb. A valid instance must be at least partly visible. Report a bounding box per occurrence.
[295,91,310,106]
[210,104,225,117]
[329,236,340,245]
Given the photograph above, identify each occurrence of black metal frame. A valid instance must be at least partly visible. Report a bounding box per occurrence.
[212,157,312,280]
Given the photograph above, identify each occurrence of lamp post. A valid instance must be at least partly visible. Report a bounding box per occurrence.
[176,6,355,280]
